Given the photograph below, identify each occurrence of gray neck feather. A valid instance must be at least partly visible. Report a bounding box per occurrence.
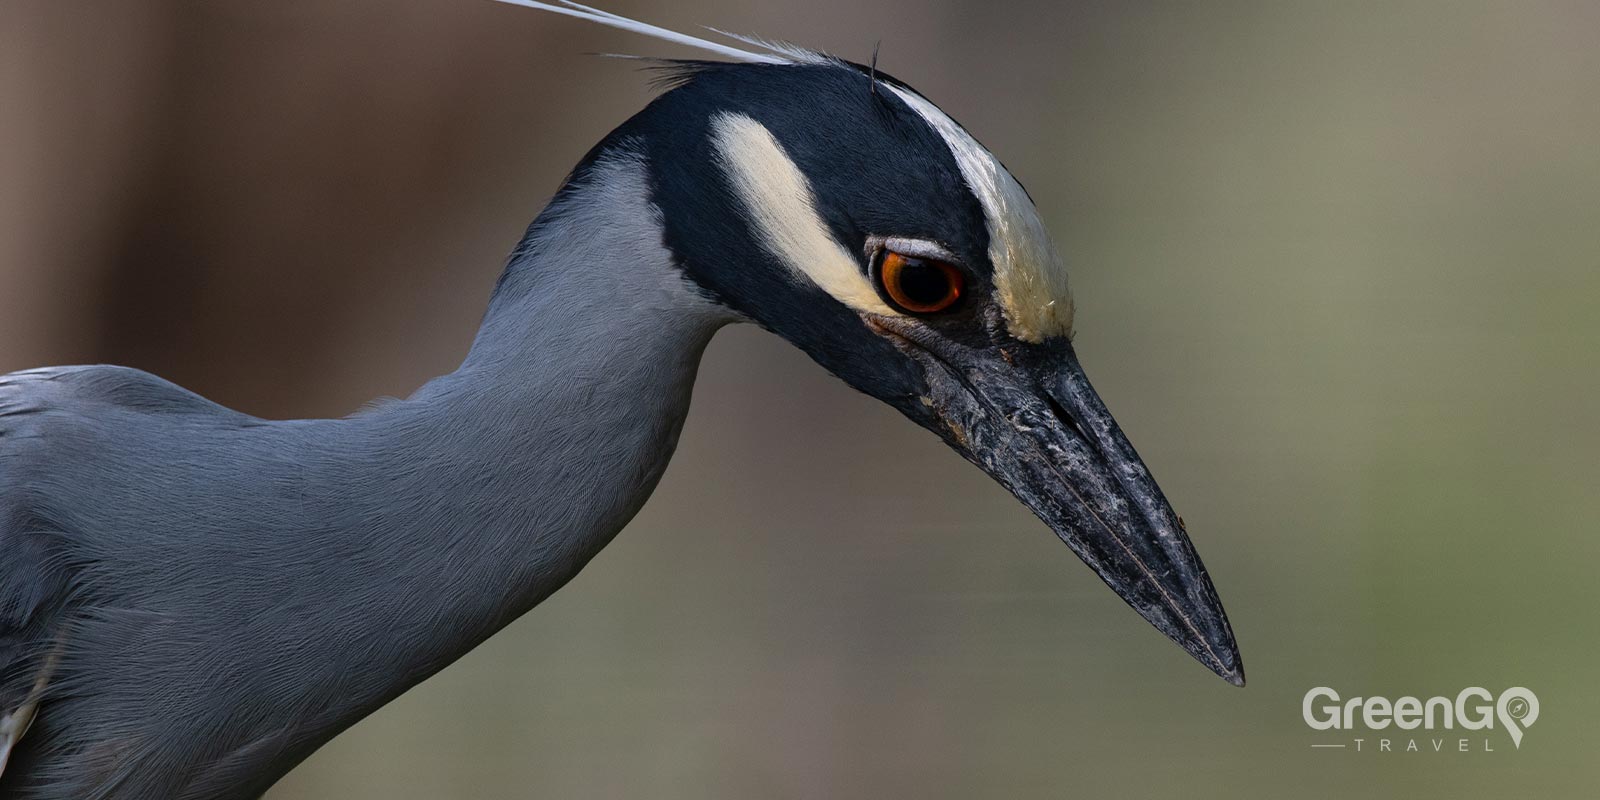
[305,147,730,718]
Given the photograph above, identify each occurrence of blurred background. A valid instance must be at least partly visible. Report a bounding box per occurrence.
[2,1,1597,797]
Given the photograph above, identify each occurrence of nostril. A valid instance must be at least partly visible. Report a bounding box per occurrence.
[1042,391,1089,443]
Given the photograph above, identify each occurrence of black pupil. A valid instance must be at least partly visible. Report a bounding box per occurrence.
[895,257,951,307]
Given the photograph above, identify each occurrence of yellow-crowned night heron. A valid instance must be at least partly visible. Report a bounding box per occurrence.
[0,2,1242,797]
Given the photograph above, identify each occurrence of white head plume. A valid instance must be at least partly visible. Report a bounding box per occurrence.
[492,1,826,65]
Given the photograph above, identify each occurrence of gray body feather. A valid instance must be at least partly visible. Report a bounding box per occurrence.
[0,151,729,798]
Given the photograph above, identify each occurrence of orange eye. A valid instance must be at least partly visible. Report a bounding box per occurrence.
[877,251,965,314]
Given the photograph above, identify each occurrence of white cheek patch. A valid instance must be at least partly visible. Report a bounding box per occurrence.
[709,112,897,316]
[889,87,1074,343]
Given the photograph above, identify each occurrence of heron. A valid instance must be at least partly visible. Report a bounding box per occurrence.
[0,2,1242,797]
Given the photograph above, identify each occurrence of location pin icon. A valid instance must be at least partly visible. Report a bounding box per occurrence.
[1496,687,1539,749]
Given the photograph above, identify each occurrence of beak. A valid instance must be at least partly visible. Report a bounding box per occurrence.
[869,315,1244,686]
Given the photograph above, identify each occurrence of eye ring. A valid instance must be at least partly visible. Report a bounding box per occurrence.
[875,250,965,315]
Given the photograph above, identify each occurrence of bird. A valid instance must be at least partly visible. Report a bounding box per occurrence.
[0,2,1242,797]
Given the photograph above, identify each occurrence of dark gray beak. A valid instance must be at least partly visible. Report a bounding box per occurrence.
[869,315,1244,686]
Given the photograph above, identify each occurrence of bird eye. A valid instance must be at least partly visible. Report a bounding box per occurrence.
[876,250,965,315]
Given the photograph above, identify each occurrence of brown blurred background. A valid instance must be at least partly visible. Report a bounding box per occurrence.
[2,1,1598,798]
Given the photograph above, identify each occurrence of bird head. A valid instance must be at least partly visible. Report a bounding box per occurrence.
[503,1,1243,686]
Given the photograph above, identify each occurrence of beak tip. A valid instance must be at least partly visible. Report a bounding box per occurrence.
[1221,665,1246,688]
[1166,606,1244,687]
[1196,637,1245,687]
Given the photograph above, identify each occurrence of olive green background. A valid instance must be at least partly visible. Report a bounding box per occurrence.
[1,1,1595,798]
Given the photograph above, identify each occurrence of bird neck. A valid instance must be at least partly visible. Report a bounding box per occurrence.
[345,148,733,663]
